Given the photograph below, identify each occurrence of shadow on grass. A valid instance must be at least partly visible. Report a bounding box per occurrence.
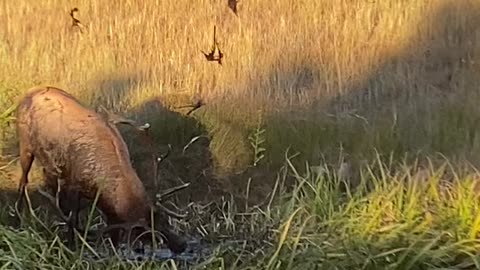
[122,97,224,205]
[258,1,480,186]
[84,73,224,205]
[85,73,143,109]
[196,1,480,203]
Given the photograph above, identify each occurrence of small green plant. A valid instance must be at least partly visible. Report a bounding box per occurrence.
[0,103,17,150]
[0,103,16,126]
[248,113,266,167]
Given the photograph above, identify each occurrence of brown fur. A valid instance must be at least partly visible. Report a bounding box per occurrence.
[15,86,187,253]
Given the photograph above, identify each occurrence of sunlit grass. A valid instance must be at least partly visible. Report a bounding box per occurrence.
[2,156,480,269]
[1,0,480,174]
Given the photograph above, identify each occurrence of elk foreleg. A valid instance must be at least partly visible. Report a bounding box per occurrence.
[37,185,83,247]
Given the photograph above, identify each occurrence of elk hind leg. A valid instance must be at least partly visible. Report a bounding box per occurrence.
[15,149,34,219]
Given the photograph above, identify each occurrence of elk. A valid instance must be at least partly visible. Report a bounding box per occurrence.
[14,86,187,253]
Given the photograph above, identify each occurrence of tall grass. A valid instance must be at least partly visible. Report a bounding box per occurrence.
[1,1,480,267]
[2,156,480,269]
[1,0,480,175]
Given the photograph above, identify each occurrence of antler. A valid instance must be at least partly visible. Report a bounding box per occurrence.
[99,220,150,236]
[99,105,151,131]
[156,182,191,201]
[155,182,191,219]
[98,107,190,220]
[89,220,153,247]
[153,143,172,165]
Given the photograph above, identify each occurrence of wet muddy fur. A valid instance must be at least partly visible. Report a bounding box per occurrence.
[14,86,187,253]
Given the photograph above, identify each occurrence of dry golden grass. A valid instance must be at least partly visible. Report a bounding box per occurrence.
[1,0,480,183]
[0,0,441,101]
[3,2,480,267]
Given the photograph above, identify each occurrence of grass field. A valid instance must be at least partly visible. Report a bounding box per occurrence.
[1,0,480,268]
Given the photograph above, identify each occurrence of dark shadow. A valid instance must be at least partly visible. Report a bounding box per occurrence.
[318,0,480,166]
[119,97,223,205]
[86,73,222,205]
[86,72,143,109]
[220,1,480,203]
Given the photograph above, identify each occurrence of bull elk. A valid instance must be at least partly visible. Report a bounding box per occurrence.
[14,86,187,253]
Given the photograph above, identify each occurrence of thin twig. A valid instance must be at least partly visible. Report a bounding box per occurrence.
[0,157,19,171]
